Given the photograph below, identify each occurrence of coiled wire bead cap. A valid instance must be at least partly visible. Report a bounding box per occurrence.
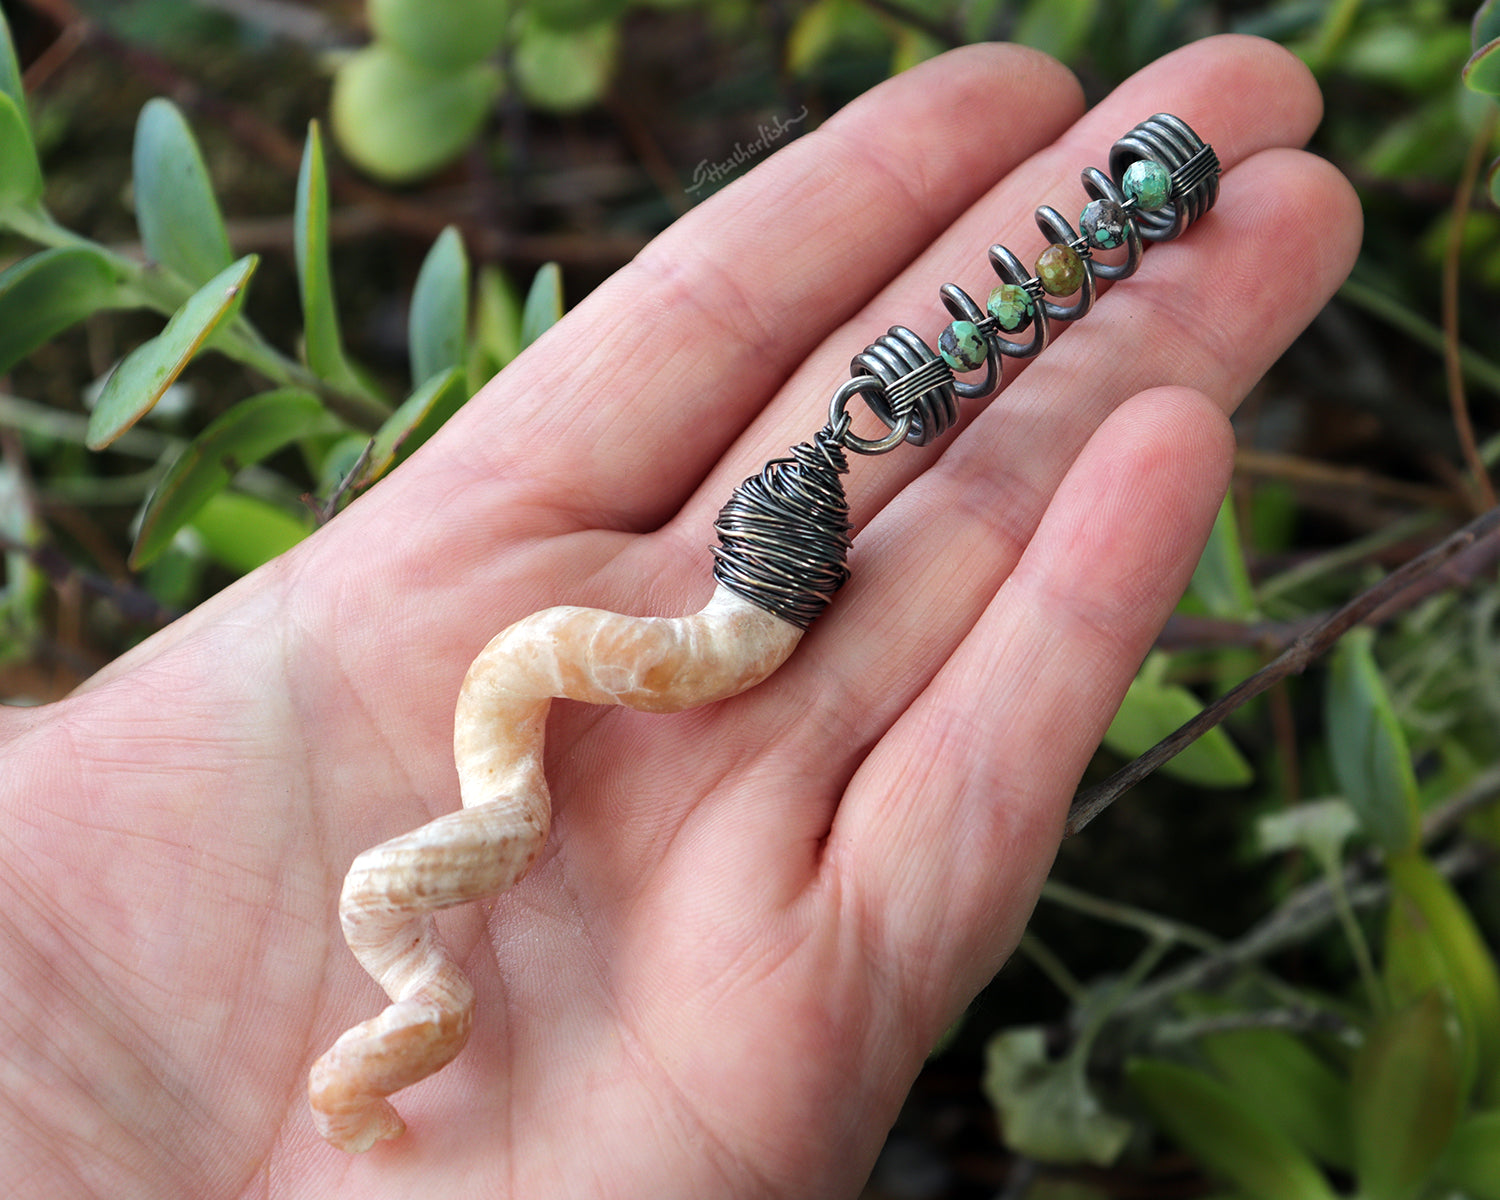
[711,427,853,630]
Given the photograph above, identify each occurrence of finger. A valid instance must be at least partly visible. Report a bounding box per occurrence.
[425,44,1083,532]
[649,35,1355,828]
[835,387,1235,1017]
[656,32,1333,547]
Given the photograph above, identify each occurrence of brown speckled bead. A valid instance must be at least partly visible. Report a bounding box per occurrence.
[1035,244,1084,297]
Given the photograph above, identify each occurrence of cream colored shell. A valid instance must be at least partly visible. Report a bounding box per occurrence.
[309,585,802,1151]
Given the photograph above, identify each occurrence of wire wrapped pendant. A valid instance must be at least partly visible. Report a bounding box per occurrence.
[309,113,1222,1152]
[704,113,1220,628]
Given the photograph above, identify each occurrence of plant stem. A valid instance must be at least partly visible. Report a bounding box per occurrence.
[1068,506,1500,835]
[1442,104,1500,512]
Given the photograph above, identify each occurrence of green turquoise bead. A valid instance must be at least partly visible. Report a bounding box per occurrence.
[987,283,1034,332]
[1080,198,1128,249]
[1123,160,1171,210]
[1035,243,1084,297]
[938,320,986,371]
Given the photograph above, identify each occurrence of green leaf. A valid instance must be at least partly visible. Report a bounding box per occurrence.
[1464,37,1500,96]
[513,16,618,113]
[330,44,500,182]
[529,0,629,31]
[1438,1109,1500,1199]
[519,261,564,351]
[786,0,888,75]
[0,91,43,213]
[1190,496,1257,619]
[470,263,523,386]
[1103,653,1254,788]
[86,255,258,450]
[188,491,310,573]
[294,121,361,388]
[1128,1058,1337,1200]
[133,99,234,287]
[369,0,511,70]
[983,1029,1132,1167]
[1385,849,1500,1106]
[1014,0,1097,61]
[131,389,327,568]
[1198,1027,1353,1170]
[1478,0,1500,49]
[1351,991,1464,1200]
[359,366,469,488]
[409,226,469,388]
[0,247,129,375]
[0,6,29,138]
[1325,628,1421,855]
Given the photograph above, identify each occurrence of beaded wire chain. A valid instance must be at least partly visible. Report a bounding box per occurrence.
[712,113,1222,632]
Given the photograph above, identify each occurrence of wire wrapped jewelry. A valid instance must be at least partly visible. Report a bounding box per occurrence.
[309,113,1222,1152]
[710,112,1221,630]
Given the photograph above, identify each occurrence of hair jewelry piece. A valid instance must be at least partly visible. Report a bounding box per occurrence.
[309,113,1222,1152]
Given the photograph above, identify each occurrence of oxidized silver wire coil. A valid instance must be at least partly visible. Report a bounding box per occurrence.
[711,427,853,630]
[714,114,1220,628]
[832,113,1218,459]
[1109,113,1220,242]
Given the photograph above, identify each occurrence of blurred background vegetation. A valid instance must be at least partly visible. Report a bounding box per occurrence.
[2,1,1500,1197]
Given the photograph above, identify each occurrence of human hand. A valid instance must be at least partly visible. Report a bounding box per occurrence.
[0,34,1359,1200]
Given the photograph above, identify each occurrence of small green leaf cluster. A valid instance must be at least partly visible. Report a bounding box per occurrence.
[331,0,700,182]
[0,6,561,624]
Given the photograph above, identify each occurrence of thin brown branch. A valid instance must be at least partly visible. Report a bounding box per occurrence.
[1067,506,1500,836]
[1443,105,1499,512]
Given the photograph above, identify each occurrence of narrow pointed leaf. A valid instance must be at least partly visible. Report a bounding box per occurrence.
[1351,991,1464,1200]
[409,226,468,388]
[357,366,469,489]
[1385,849,1500,1105]
[1190,496,1257,619]
[0,92,42,212]
[1198,1027,1353,1169]
[1104,658,1254,788]
[87,256,257,450]
[0,7,28,137]
[0,247,129,374]
[1128,1058,1338,1200]
[1438,1110,1500,1199]
[189,491,309,573]
[131,389,326,568]
[475,264,522,367]
[519,262,564,351]
[133,99,234,286]
[1463,37,1500,96]
[294,122,359,389]
[1325,628,1421,855]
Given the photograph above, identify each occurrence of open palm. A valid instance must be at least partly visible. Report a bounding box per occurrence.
[0,35,1358,1200]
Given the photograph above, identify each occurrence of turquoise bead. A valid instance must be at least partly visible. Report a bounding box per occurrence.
[1123,160,1171,210]
[938,320,986,371]
[987,283,1034,332]
[1080,198,1128,249]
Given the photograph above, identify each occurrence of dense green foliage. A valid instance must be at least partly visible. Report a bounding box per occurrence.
[2,2,1499,1196]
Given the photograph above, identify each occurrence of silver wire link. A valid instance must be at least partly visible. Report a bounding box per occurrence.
[713,114,1221,626]
[824,113,1220,459]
